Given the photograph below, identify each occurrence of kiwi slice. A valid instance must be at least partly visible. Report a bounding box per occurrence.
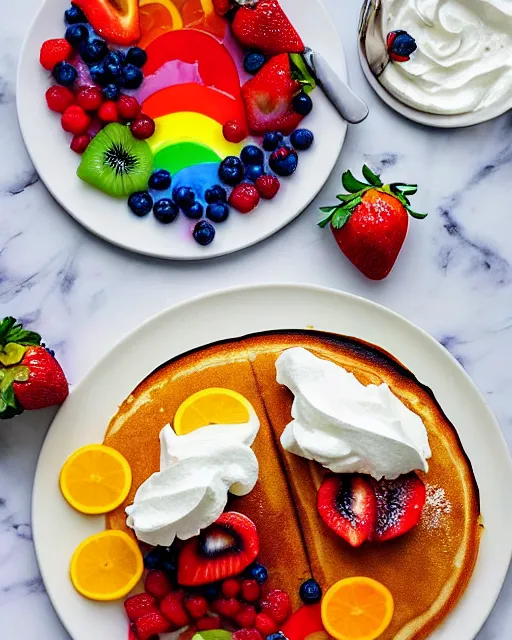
[77,123,153,198]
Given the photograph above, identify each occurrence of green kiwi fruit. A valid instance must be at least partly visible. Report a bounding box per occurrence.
[77,123,153,198]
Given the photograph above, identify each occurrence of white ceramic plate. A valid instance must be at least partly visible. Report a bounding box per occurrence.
[33,284,512,640]
[17,0,347,260]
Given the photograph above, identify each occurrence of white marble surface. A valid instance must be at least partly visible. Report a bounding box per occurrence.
[0,0,511,638]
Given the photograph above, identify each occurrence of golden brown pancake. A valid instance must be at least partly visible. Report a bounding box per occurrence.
[103,330,481,639]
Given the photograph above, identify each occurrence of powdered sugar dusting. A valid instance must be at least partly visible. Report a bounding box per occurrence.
[422,484,452,530]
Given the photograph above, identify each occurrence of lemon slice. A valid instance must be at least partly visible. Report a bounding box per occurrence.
[60,444,132,515]
[174,387,252,435]
[70,530,143,601]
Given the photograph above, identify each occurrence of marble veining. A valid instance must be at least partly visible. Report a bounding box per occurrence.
[0,0,510,638]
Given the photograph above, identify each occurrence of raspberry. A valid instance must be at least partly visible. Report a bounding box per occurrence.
[160,592,191,627]
[228,182,260,214]
[144,570,173,600]
[233,628,264,640]
[255,175,280,200]
[184,595,209,620]
[124,593,159,622]
[130,114,155,140]
[234,604,257,628]
[213,597,242,617]
[117,94,141,121]
[260,589,292,624]
[45,86,75,113]
[197,616,222,631]
[223,119,247,143]
[76,86,103,112]
[255,612,278,636]
[98,100,119,123]
[61,105,91,135]
[135,612,171,640]
[222,578,241,598]
[40,38,73,70]
[70,133,91,154]
[241,580,260,603]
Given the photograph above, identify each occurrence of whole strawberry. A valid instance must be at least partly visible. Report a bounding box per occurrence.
[319,165,427,280]
[13,347,68,410]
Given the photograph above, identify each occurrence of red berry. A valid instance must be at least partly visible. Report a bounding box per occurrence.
[197,616,222,631]
[40,38,73,70]
[98,100,119,123]
[61,105,91,135]
[70,134,90,154]
[45,86,75,113]
[124,593,159,622]
[160,592,191,628]
[260,589,292,624]
[233,630,263,640]
[130,114,155,140]
[223,119,247,143]
[213,597,241,618]
[144,570,173,600]
[240,580,260,603]
[234,604,257,628]
[255,174,280,200]
[228,183,260,214]
[135,612,171,640]
[128,625,138,640]
[255,612,278,636]
[117,94,141,121]
[222,578,241,599]
[184,595,209,620]
[76,86,103,112]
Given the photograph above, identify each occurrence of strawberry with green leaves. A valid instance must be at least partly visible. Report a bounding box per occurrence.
[0,317,68,419]
[319,165,427,280]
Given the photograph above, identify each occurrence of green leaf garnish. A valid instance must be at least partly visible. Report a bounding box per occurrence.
[0,317,41,348]
[0,343,27,366]
[289,54,316,95]
[0,365,28,419]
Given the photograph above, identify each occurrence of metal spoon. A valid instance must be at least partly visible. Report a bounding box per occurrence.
[359,0,390,77]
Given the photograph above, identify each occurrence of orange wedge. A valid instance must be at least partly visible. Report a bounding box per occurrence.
[70,530,143,601]
[321,578,394,640]
[60,444,132,515]
[174,387,252,435]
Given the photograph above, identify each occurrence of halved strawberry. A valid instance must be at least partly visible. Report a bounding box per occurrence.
[178,512,259,586]
[317,474,377,547]
[232,0,304,55]
[372,473,426,542]
[73,0,140,46]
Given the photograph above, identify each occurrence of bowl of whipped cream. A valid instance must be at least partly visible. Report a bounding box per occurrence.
[360,0,512,127]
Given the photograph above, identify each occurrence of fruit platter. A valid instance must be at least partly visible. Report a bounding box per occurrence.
[18,0,347,258]
[32,285,512,640]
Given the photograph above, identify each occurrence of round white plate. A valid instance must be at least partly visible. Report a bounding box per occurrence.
[17,0,347,260]
[358,48,512,128]
[33,284,512,640]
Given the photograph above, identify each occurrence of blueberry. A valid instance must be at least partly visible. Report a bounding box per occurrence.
[128,191,153,216]
[149,169,172,191]
[201,582,222,600]
[144,547,164,570]
[266,634,287,640]
[126,46,148,68]
[269,147,298,177]
[52,61,77,86]
[219,156,244,186]
[244,562,268,584]
[65,24,89,47]
[245,164,264,182]
[105,49,125,67]
[89,61,109,86]
[292,91,313,116]
[299,578,322,604]
[103,83,120,100]
[290,128,314,151]
[262,131,283,152]
[65,4,88,24]
[206,202,229,223]
[184,201,204,219]
[193,220,215,245]
[388,30,417,58]
[244,51,265,75]
[153,198,179,223]
[105,56,123,81]
[79,38,108,64]
[122,63,144,89]
[173,186,195,209]
[204,184,227,204]
[241,145,264,165]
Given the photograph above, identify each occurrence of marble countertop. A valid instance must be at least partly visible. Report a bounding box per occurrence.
[1,0,511,637]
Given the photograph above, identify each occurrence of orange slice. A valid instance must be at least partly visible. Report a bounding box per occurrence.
[60,444,132,515]
[174,388,252,435]
[321,577,394,640]
[70,530,143,601]
[139,0,183,49]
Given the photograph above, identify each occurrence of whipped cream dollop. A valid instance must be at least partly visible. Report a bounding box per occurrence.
[380,0,512,115]
[276,347,431,480]
[126,411,260,546]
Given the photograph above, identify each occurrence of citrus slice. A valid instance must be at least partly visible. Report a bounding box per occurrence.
[70,530,143,601]
[139,0,183,49]
[321,577,394,640]
[174,387,251,435]
[60,444,132,515]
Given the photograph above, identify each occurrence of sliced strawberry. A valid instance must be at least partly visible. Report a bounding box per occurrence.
[12,346,68,411]
[73,0,140,45]
[212,0,234,15]
[372,473,426,542]
[242,54,304,135]
[178,512,259,586]
[317,474,377,548]
[232,0,304,55]
[135,611,171,640]
[124,593,159,622]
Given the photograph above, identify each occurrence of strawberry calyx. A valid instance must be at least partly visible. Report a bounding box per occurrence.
[318,164,427,230]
